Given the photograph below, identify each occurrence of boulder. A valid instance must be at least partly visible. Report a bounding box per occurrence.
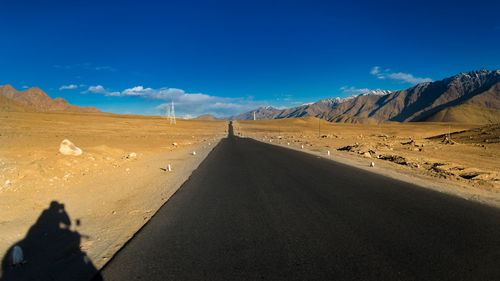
[59,139,82,156]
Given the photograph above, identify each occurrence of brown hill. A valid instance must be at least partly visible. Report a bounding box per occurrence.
[0,93,34,112]
[224,106,283,120]
[193,114,219,121]
[227,69,500,124]
[304,69,500,122]
[423,104,500,124]
[0,84,101,113]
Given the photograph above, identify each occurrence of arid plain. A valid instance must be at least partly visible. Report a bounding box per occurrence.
[234,118,500,205]
[2,110,500,277]
[0,110,226,273]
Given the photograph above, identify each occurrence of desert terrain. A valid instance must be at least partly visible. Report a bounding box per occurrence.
[233,118,500,205]
[0,110,226,276]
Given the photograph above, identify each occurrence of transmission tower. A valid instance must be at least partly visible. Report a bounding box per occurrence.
[170,99,176,125]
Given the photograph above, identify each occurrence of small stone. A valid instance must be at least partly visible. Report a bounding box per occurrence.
[172,142,178,146]
[11,245,24,266]
[192,151,196,155]
[370,162,375,167]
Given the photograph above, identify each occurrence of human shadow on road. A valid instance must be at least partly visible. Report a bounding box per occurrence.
[1,201,103,281]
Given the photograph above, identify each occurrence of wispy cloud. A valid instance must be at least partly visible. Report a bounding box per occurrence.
[22,85,29,89]
[83,85,266,117]
[59,84,78,90]
[370,66,380,75]
[53,63,116,72]
[370,66,432,84]
[385,72,433,84]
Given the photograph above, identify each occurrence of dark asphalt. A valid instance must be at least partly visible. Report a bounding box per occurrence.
[97,123,500,281]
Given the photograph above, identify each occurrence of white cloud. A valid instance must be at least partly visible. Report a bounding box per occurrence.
[22,85,29,89]
[83,85,120,96]
[85,85,107,94]
[59,84,78,90]
[387,72,433,84]
[85,85,267,117]
[370,66,433,84]
[370,66,380,75]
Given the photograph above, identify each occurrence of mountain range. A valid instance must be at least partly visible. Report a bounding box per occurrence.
[0,85,101,113]
[224,69,500,124]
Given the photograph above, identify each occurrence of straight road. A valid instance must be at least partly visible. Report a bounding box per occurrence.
[97,123,500,281]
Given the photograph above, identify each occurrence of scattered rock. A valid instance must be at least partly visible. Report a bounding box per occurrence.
[442,136,456,145]
[59,139,82,156]
[401,139,416,146]
[379,155,408,165]
[337,144,358,152]
[124,152,137,160]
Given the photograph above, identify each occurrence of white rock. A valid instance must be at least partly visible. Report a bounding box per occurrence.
[11,245,24,265]
[167,164,172,171]
[172,142,178,146]
[127,152,137,159]
[59,139,82,156]
[327,151,330,156]
[192,151,196,155]
[5,180,11,186]
[301,145,304,149]
[370,162,375,167]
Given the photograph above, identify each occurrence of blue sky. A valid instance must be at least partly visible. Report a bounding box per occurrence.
[1,0,499,117]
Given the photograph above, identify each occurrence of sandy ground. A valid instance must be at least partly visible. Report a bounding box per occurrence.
[233,118,500,207]
[0,111,227,277]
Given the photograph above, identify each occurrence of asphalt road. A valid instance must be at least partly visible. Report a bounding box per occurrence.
[96,123,500,281]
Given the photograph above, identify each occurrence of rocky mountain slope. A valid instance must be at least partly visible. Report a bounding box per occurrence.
[227,69,500,124]
[0,85,101,113]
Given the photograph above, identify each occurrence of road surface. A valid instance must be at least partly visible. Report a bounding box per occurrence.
[96,123,500,281]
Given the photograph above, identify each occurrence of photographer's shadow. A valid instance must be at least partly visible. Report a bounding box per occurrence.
[1,201,103,281]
